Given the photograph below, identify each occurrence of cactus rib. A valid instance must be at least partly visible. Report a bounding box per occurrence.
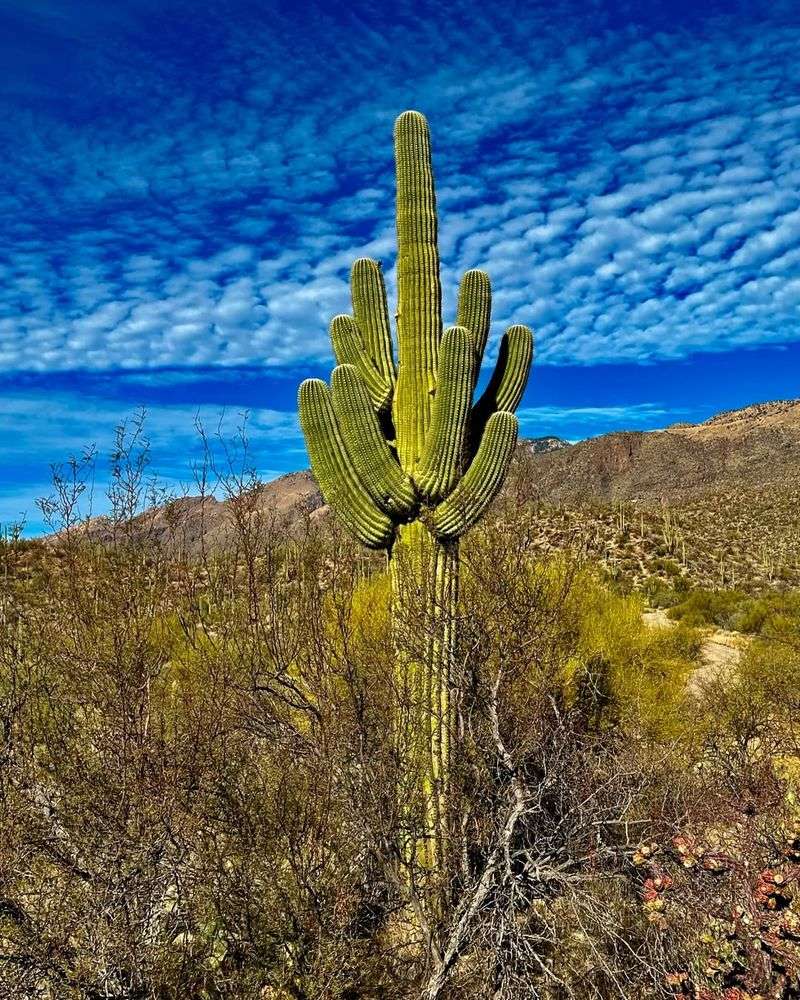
[433,411,519,541]
[471,323,533,442]
[456,268,492,366]
[394,110,442,471]
[414,326,476,503]
[331,364,416,518]
[330,314,393,413]
[298,378,394,548]
[351,258,396,388]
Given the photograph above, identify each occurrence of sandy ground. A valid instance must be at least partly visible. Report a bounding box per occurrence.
[642,607,749,690]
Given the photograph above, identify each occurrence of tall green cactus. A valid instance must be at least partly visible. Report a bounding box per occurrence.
[299,110,533,870]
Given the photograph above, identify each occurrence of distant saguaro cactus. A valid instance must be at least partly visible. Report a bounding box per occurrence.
[299,111,533,870]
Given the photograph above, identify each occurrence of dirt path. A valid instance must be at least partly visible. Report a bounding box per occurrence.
[643,607,749,690]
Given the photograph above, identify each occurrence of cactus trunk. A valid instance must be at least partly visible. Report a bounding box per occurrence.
[298,110,532,887]
[391,522,458,871]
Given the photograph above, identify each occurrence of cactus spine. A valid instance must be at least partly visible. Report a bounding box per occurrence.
[298,111,533,871]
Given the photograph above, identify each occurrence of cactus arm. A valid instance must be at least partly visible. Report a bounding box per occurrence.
[351,258,396,388]
[331,364,416,519]
[433,411,519,541]
[456,269,492,367]
[298,378,394,549]
[394,110,442,472]
[329,314,393,413]
[471,323,533,436]
[414,326,476,503]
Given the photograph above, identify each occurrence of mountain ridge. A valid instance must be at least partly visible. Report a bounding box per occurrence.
[523,397,800,505]
[46,400,800,570]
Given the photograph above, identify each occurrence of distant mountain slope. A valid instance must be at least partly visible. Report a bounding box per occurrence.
[64,471,325,554]
[46,401,800,585]
[523,399,800,504]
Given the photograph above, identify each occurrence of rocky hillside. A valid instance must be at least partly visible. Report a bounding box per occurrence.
[526,435,570,455]
[44,400,800,590]
[504,399,800,591]
[64,471,325,555]
[523,399,800,504]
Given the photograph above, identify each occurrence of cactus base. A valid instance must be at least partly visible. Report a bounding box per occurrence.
[391,521,458,872]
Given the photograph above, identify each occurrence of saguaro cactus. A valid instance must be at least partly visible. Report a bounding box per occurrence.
[299,110,533,870]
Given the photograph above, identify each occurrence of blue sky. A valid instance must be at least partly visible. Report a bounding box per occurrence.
[1,0,799,533]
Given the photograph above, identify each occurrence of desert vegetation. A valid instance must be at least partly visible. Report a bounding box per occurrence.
[0,424,799,999]
[506,449,800,596]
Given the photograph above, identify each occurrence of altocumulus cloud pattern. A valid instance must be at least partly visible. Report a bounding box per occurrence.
[1,0,799,530]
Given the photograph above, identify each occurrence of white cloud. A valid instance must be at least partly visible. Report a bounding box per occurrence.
[517,403,678,437]
[0,1,798,378]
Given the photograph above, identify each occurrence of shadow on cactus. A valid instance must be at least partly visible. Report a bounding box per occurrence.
[298,110,533,875]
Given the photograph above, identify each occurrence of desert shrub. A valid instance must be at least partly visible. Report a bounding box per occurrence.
[1,433,797,999]
[643,577,687,609]
[667,587,800,636]
[638,624,800,1000]
[654,557,683,579]
[731,596,772,634]
[563,575,697,739]
[755,589,800,635]
[1,505,403,997]
[667,588,748,629]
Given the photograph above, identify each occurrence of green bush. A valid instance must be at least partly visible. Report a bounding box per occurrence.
[667,588,747,629]
[731,597,770,634]
[643,577,684,609]
[667,587,800,635]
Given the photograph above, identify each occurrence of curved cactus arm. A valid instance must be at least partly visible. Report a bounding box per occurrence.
[331,364,416,519]
[298,378,394,549]
[456,269,492,367]
[330,314,393,414]
[394,110,442,471]
[472,323,534,432]
[433,411,518,541]
[351,258,396,387]
[414,326,476,503]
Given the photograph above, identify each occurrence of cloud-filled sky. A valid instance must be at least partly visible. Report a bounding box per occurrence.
[1,0,799,532]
